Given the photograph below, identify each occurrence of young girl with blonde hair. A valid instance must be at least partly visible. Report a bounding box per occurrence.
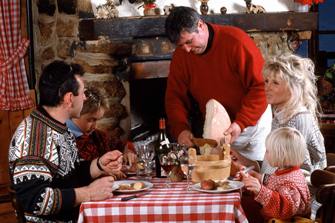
[261,53,327,175]
[241,127,311,220]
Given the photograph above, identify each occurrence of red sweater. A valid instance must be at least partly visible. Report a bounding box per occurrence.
[255,167,311,220]
[165,24,267,139]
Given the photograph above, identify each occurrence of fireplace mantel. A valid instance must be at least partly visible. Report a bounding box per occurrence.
[79,12,317,40]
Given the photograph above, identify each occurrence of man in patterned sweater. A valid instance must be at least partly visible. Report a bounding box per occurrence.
[8,61,123,222]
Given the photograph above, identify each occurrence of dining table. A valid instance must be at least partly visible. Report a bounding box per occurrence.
[78,178,249,223]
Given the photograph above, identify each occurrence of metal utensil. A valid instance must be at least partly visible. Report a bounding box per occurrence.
[242,166,255,174]
[121,191,151,201]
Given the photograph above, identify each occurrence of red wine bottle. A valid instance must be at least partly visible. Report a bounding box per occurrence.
[155,118,170,177]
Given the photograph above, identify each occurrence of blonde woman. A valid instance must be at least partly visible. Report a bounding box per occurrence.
[241,127,311,220]
[261,53,327,175]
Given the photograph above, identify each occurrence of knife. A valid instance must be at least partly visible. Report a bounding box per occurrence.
[242,166,255,174]
[121,191,150,201]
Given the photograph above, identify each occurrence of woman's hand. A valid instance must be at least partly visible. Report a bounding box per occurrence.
[241,171,261,195]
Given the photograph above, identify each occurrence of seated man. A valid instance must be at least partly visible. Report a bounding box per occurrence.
[66,87,137,176]
[8,60,123,222]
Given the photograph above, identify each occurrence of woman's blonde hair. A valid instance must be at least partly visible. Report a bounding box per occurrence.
[81,87,107,115]
[266,127,307,168]
[263,53,320,123]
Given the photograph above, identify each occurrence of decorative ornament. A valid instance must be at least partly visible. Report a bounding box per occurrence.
[220,6,227,14]
[163,4,175,15]
[96,0,119,19]
[294,0,324,6]
[199,0,209,15]
[244,0,266,14]
[142,0,160,16]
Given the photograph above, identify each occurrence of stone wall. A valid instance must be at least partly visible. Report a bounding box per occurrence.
[32,0,303,146]
[33,0,130,147]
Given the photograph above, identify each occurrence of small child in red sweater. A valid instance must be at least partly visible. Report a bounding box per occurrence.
[240,127,311,220]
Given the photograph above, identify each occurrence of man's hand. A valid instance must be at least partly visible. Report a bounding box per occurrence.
[224,122,241,143]
[100,150,123,174]
[75,176,115,205]
[177,130,193,146]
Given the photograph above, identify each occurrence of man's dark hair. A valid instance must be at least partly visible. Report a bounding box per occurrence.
[38,60,84,106]
[165,6,201,44]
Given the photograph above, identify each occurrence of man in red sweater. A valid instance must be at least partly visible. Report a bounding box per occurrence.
[165,6,272,162]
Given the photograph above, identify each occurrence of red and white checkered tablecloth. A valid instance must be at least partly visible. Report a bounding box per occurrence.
[78,178,248,223]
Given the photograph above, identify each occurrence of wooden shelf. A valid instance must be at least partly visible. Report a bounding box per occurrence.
[79,12,318,40]
[129,54,171,62]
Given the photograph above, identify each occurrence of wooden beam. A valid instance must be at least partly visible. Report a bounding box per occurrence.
[79,12,318,40]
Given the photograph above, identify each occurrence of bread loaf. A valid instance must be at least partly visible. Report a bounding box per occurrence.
[132,182,145,190]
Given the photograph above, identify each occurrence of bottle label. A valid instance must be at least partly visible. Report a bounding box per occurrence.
[160,139,169,146]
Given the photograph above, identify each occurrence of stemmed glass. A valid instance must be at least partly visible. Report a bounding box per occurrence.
[137,142,155,180]
[179,148,196,191]
[159,143,181,188]
[159,154,175,188]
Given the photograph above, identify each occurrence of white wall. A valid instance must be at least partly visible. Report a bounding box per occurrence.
[91,0,308,17]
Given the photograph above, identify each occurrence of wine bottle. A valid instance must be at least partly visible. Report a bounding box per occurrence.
[155,118,170,178]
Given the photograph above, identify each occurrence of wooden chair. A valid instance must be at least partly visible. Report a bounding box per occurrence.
[326,152,335,167]
[315,183,335,223]
[311,169,335,187]
[311,168,335,223]
[8,185,26,223]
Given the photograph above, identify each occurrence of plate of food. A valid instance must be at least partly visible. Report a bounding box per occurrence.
[114,180,153,193]
[191,179,244,193]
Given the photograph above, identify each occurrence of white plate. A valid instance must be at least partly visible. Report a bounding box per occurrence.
[112,184,119,191]
[191,180,244,193]
[114,180,153,193]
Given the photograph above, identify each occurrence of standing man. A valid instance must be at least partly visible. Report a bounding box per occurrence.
[8,61,123,222]
[165,6,272,161]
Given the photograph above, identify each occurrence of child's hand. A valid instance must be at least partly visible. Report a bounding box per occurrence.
[241,171,261,194]
[232,165,246,181]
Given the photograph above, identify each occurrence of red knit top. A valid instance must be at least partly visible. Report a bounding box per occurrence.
[165,24,267,139]
[255,166,311,220]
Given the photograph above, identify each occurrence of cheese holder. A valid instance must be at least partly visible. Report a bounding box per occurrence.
[189,144,231,183]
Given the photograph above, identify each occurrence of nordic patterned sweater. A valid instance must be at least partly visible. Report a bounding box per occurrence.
[255,166,311,220]
[8,107,91,222]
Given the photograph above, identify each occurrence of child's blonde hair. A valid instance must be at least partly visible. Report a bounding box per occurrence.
[81,87,107,115]
[265,127,307,168]
[263,53,320,124]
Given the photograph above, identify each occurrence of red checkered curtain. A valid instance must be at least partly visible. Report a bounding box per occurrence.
[0,0,34,110]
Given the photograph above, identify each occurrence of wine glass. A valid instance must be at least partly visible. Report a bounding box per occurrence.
[159,143,180,188]
[159,154,174,188]
[179,148,196,191]
[179,157,190,190]
[138,142,155,180]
